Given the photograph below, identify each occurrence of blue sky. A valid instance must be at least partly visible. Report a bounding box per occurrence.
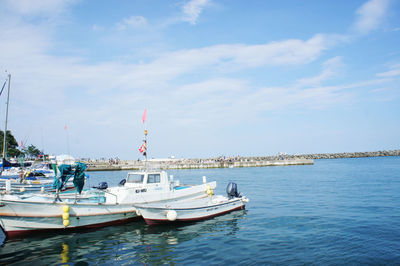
[0,0,399,159]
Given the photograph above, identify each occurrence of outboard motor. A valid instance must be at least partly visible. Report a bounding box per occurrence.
[93,182,108,190]
[226,182,240,199]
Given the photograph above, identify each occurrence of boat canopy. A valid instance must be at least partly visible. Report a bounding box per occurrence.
[53,162,87,193]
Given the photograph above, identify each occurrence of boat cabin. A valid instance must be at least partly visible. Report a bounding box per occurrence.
[123,170,175,192]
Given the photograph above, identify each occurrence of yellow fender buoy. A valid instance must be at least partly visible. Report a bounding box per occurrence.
[63,219,70,227]
[62,213,69,220]
[63,205,69,213]
[62,205,70,227]
[205,185,214,196]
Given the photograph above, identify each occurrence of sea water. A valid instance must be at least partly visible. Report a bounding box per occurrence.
[0,156,399,265]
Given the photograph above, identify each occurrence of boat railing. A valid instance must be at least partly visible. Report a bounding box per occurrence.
[100,190,118,204]
[70,189,118,204]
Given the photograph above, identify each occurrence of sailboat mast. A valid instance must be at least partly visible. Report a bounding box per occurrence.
[2,73,11,159]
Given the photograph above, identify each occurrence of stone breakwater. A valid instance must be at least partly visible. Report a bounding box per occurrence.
[85,158,313,171]
[84,149,399,171]
[293,150,400,160]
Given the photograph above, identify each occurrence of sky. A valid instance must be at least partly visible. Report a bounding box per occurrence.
[0,0,399,160]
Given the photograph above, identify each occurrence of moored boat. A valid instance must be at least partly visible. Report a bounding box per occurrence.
[0,167,217,238]
[0,108,219,238]
[0,178,75,193]
[0,155,81,193]
[135,182,249,225]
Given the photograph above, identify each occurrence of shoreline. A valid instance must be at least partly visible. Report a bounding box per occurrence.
[84,149,400,171]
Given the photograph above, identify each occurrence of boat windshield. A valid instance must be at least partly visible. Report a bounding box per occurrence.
[147,174,160,183]
[127,174,144,183]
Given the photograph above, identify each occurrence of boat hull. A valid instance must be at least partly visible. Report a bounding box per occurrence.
[137,197,246,226]
[0,199,138,238]
[0,179,75,193]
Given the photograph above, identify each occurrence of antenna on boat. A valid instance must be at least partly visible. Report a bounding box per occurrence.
[144,129,148,170]
[139,108,148,170]
[2,72,11,160]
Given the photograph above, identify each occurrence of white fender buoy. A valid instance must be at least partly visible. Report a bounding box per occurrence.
[166,210,177,221]
[136,209,141,216]
[242,197,250,203]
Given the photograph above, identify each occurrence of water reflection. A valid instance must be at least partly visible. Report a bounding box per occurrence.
[0,210,247,265]
[61,243,69,264]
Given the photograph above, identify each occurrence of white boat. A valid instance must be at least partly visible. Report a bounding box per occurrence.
[0,168,216,238]
[0,155,80,193]
[104,170,216,204]
[1,154,73,180]
[135,182,249,226]
[0,178,75,193]
[26,161,55,178]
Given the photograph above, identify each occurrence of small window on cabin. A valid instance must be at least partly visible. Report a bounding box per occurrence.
[127,174,144,183]
[147,174,161,183]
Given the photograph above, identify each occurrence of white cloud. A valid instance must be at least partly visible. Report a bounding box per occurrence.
[92,24,104,32]
[352,0,390,35]
[376,64,400,77]
[4,0,75,17]
[377,69,400,77]
[182,0,210,25]
[0,29,343,122]
[116,16,147,31]
[127,33,338,85]
[297,56,344,87]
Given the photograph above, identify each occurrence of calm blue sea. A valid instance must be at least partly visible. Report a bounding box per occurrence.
[1,156,399,265]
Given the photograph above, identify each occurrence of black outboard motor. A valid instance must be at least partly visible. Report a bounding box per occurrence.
[226,182,240,199]
[93,182,108,190]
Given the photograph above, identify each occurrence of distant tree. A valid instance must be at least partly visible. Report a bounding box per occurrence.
[0,130,21,158]
[25,144,41,158]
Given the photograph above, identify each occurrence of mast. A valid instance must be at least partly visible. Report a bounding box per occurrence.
[141,108,148,170]
[2,73,11,159]
[144,128,148,169]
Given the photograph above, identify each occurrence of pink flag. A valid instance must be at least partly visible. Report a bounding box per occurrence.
[64,124,68,130]
[20,140,24,149]
[142,108,147,124]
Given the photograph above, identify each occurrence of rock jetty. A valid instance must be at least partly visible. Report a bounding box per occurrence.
[85,158,313,171]
[297,150,400,159]
[84,149,399,171]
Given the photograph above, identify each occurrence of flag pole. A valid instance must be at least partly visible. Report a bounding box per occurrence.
[142,108,147,170]
[144,130,147,170]
[144,109,148,170]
